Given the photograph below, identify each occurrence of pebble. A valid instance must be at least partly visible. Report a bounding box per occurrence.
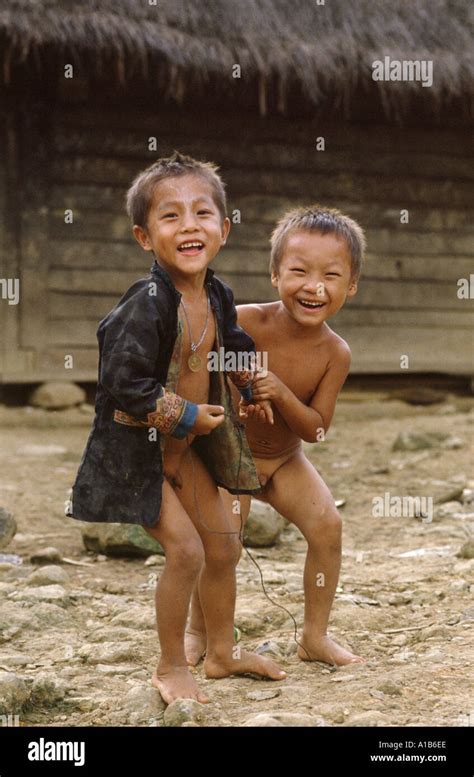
[30,673,67,705]
[0,508,17,550]
[123,683,166,725]
[30,547,63,565]
[163,698,207,727]
[392,431,448,452]
[243,502,285,548]
[377,681,402,696]
[347,710,391,726]
[26,565,69,586]
[28,381,86,410]
[8,585,70,607]
[244,711,324,727]
[77,642,137,664]
[0,671,30,714]
[457,540,474,560]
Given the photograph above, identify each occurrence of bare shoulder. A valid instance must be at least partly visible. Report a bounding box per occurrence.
[237,301,279,329]
[324,327,352,367]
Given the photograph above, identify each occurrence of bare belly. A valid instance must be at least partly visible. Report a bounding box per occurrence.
[163,360,210,481]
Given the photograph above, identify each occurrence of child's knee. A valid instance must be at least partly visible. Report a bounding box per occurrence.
[311,505,342,545]
[205,536,241,571]
[169,538,205,574]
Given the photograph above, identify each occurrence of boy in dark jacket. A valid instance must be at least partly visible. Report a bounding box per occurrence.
[68,153,286,704]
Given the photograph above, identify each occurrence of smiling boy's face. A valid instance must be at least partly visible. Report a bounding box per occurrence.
[271,229,358,327]
[133,174,230,281]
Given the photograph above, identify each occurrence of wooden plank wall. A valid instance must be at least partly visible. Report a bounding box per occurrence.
[23,99,474,377]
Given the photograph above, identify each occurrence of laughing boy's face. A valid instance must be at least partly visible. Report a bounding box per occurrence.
[133,174,230,281]
[271,229,358,327]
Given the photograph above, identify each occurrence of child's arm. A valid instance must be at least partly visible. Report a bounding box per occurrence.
[251,340,351,442]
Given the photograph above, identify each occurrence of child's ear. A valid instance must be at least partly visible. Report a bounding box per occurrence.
[347,278,358,298]
[132,225,153,252]
[221,217,231,245]
[270,270,279,288]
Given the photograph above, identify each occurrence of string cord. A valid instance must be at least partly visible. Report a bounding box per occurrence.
[185,405,313,661]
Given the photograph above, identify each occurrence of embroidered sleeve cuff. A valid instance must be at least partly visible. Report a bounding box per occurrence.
[143,388,196,437]
[171,400,199,439]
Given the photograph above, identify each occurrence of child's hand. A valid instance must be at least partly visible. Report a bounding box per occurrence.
[192,404,225,435]
[239,398,274,424]
[252,370,285,403]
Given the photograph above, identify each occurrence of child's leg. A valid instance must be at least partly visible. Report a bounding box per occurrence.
[264,451,363,665]
[176,448,286,681]
[143,479,210,704]
[185,491,251,665]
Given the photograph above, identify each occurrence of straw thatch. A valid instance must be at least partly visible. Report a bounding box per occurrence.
[1,0,473,116]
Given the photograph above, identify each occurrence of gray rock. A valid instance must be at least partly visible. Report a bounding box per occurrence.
[9,585,70,607]
[163,698,208,727]
[244,712,324,727]
[26,565,69,586]
[377,681,403,696]
[78,641,137,665]
[0,508,16,550]
[392,431,448,452]
[81,523,163,558]
[30,547,63,565]
[434,501,464,519]
[29,381,86,410]
[457,540,474,560]
[30,673,67,706]
[347,711,391,727]
[462,488,474,504]
[0,672,30,714]
[243,502,285,547]
[124,683,166,725]
[389,388,446,406]
[110,608,156,630]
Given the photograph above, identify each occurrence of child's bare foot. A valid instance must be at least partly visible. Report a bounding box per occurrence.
[204,648,287,681]
[151,665,210,705]
[297,634,364,666]
[185,628,207,666]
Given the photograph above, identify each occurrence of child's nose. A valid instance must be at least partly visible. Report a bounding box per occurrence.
[181,210,199,230]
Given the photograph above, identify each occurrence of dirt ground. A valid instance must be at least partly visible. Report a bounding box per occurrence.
[0,389,473,727]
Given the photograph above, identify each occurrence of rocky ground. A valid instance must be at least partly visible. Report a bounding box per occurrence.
[0,389,473,728]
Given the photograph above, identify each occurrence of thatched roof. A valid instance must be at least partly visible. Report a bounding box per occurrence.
[1,0,473,117]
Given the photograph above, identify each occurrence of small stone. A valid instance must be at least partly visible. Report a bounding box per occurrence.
[244,712,324,727]
[80,523,163,558]
[392,431,448,452]
[442,437,464,449]
[29,381,86,410]
[391,634,408,646]
[377,681,402,696]
[434,501,464,519]
[9,585,70,607]
[243,502,285,548]
[124,683,166,725]
[419,625,451,640]
[388,593,413,606]
[163,698,207,727]
[246,689,281,702]
[30,673,67,706]
[0,672,30,714]
[26,565,69,586]
[0,654,34,667]
[457,541,474,559]
[347,711,391,726]
[461,488,474,504]
[144,554,164,567]
[78,642,137,664]
[389,388,446,405]
[110,608,156,630]
[30,547,63,565]
[255,640,283,657]
[0,508,17,550]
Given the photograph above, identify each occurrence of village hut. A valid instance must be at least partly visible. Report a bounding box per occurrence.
[0,0,473,384]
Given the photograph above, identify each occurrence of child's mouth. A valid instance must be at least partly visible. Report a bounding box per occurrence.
[177,241,205,256]
[297,299,326,310]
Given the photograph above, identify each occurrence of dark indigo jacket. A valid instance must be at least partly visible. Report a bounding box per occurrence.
[68,260,261,528]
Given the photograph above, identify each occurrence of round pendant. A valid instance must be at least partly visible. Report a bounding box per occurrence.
[188,353,202,372]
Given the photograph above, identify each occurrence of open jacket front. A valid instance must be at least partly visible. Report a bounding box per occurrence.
[68,260,261,528]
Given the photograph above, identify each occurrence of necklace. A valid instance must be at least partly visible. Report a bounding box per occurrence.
[180,291,210,372]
